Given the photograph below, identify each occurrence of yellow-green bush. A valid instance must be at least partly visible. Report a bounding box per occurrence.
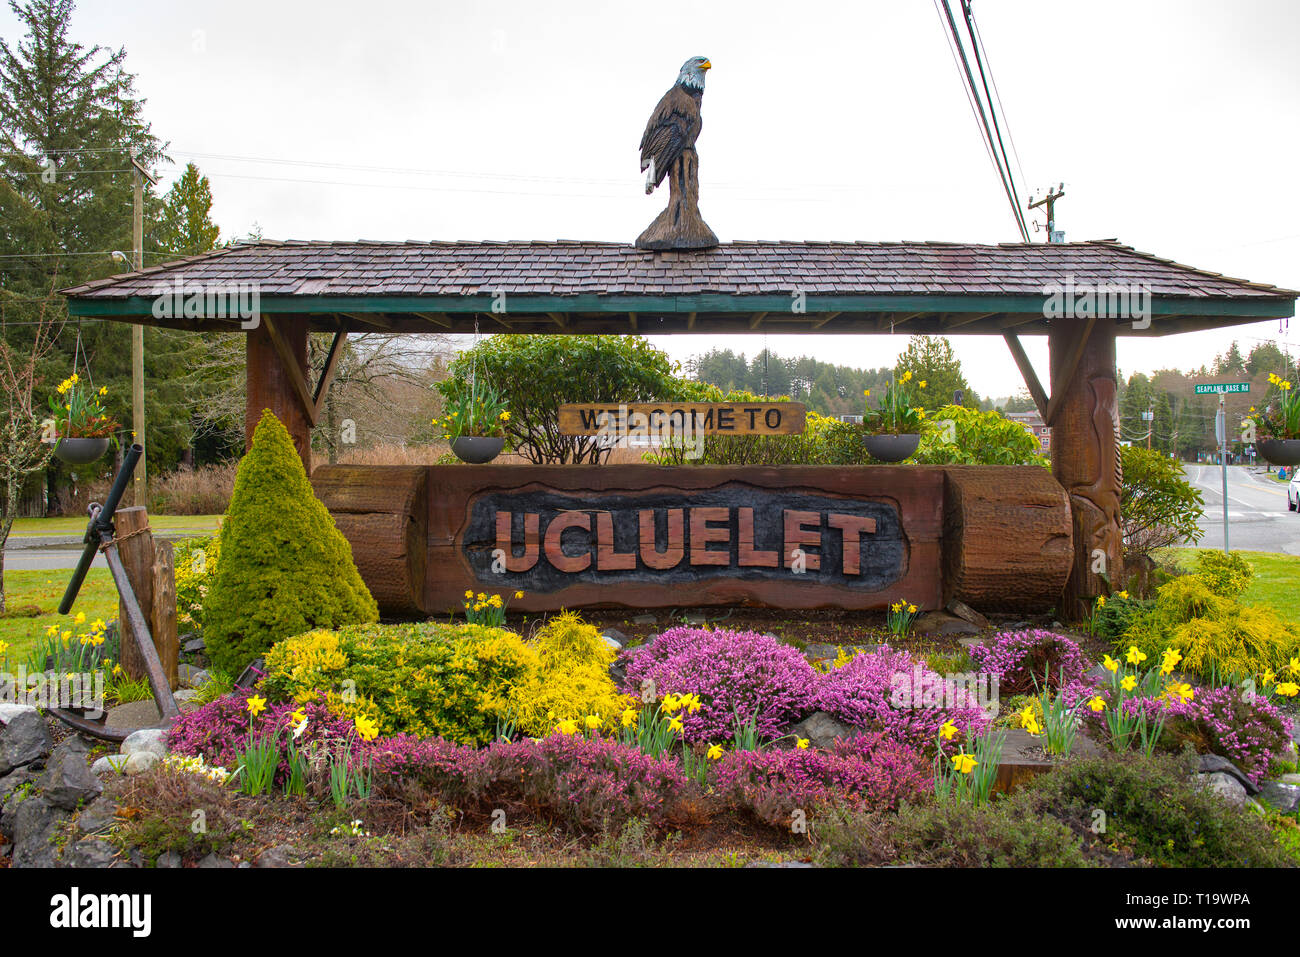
[261,613,632,745]
[510,611,636,736]
[1194,550,1254,599]
[1120,570,1300,681]
[173,535,220,631]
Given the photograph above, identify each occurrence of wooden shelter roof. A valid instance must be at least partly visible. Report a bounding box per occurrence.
[62,239,1296,336]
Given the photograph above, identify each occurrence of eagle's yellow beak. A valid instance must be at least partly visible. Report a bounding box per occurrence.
[700,60,711,70]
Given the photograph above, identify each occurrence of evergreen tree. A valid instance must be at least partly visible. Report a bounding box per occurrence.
[894,335,980,410]
[155,162,220,256]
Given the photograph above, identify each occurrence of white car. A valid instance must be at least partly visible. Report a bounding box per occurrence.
[1290,473,1300,511]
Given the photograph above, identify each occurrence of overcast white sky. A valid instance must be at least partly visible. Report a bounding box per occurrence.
[7,0,1299,398]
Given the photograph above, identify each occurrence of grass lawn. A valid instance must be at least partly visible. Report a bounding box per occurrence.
[1166,547,1300,625]
[0,568,118,667]
[8,514,221,538]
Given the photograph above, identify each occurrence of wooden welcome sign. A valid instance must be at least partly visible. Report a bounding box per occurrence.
[311,464,1075,616]
[558,402,806,436]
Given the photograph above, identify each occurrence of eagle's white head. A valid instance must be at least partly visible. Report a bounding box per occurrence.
[677,56,711,91]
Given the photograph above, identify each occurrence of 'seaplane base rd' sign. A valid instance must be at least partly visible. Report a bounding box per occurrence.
[558,402,806,436]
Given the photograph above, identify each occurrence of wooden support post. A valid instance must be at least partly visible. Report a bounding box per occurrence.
[116,507,156,683]
[1049,320,1123,618]
[246,316,313,472]
[151,540,179,690]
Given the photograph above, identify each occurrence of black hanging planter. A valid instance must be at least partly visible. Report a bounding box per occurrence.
[53,437,110,466]
[862,433,921,463]
[1257,439,1300,468]
[450,436,505,464]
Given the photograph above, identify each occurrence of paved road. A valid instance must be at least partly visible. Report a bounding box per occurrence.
[1184,464,1299,555]
[5,545,105,573]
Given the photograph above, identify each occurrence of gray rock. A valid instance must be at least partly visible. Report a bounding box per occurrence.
[601,629,626,650]
[197,853,234,868]
[1258,782,1300,814]
[123,751,160,775]
[786,711,854,750]
[0,706,53,775]
[255,844,299,868]
[10,794,71,868]
[156,851,182,868]
[121,728,168,759]
[41,738,103,810]
[0,768,37,842]
[802,643,840,662]
[75,801,117,836]
[631,614,657,626]
[61,838,118,868]
[1199,771,1247,807]
[1280,773,1300,786]
[177,663,211,689]
[91,755,129,775]
[912,612,981,636]
[683,614,709,626]
[1199,754,1259,795]
[956,636,985,650]
[945,599,990,630]
[106,700,162,730]
[181,633,205,654]
[1085,664,1112,683]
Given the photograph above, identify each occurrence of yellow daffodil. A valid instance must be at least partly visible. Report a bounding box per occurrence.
[1276,682,1300,698]
[707,743,724,760]
[1125,646,1147,666]
[667,716,684,734]
[1160,647,1182,675]
[46,624,59,638]
[1095,595,1106,608]
[661,693,681,713]
[0,641,9,656]
[1117,590,1129,600]
[464,590,473,599]
[514,590,524,599]
[1262,668,1277,687]
[907,604,917,614]
[918,380,927,388]
[1088,696,1106,712]
[863,389,870,397]
[1288,656,1300,676]
[939,719,958,741]
[288,709,307,726]
[621,707,638,728]
[1167,682,1194,703]
[246,695,267,717]
[556,718,579,735]
[952,753,978,774]
[354,714,380,741]
[584,714,602,730]
[796,737,810,749]
[74,611,86,625]
[1103,654,1119,673]
[1019,706,1040,735]
[499,411,511,421]
[1120,675,1137,692]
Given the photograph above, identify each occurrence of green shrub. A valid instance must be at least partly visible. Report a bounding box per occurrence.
[1120,445,1205,571]
[203,411,378,676]
[261,613,634,745]
[173,535,219,633]
[1091,594,1153,642]
[913,404,1047,466]
[1017,753,1293,867]
[646,395,865,466]
[1195,550,1254,598]
[437,335,696,464]
[1120,573,1300,681]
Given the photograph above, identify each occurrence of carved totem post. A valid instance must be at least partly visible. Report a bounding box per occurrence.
[636,148,718,250]
[1049,320,1124,617]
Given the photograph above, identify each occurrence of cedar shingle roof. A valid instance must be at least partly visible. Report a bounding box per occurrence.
[62,238,1295,299]
[61,239,1295,337]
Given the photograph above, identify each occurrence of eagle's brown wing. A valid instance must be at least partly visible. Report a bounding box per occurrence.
[639,84,702,191]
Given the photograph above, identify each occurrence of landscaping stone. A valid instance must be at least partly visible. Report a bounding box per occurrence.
[235,659,263,689]
[631,614,657,625]
[156,851,182,868]
[255,845,299,868]
[10,794,71,868]
[912,611,981,636]
[945,599,990,630]
[124,751,160,775]
[786,711,854,750]
[956,636,985,650]
[198,852,234,868]
[1198,754,1259,795]
[106,700,162,729]
[182,633,205,654]
[683,614,709,625]
[802,642,840,662]
[1258,782,1300,814]
[178,663,211,688]
[1280,773,1300,786]
[62,838,119,868]
[173,689,201,709]
[1085,664,1112,683]
[122,728,168,759]
[91,755,129,775]
[40,737,102,811]
[0,704,53,775]
[601,629,627,650]
[1199,771,1247,807]
[75,800,117,836]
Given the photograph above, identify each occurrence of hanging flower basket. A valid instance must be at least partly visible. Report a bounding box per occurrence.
[53,437,110,466]
[863,433,921,463]
[1257,438,1300,467]
[450,436,505,464]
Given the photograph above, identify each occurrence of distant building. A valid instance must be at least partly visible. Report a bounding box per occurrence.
[1004,411,1051,452]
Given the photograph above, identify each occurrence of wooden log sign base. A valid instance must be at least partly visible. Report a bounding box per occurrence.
[312,464,1073,618]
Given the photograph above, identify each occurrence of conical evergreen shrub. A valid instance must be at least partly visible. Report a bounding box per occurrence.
[204,410,378,675]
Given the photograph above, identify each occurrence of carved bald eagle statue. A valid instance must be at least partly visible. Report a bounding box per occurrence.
[640,56,710,194]
[635,56,718,250]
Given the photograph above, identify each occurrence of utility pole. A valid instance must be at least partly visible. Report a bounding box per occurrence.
[1215,393,1230,554]
[1028,183,1066,243]
[130,152,156,508]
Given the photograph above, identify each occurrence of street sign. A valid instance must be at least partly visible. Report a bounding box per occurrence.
[1195,382,1250,394]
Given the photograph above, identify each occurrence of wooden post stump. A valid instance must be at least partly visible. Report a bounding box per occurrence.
[116,507,155,683]
[151,540,179,690]
[636,148,718,250]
